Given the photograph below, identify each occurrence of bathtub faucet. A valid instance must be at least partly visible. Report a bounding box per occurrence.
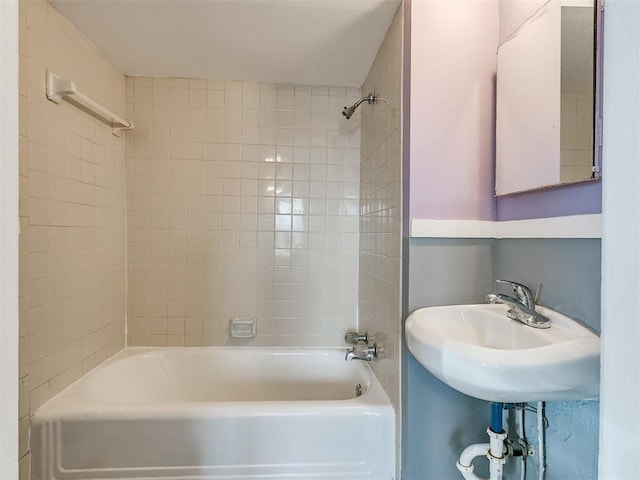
[345,344,377,362]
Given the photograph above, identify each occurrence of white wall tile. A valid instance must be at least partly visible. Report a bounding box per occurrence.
[127,76,360,347]
[19,0,127,475]
[560,89,594,183]
[359,5,403,413]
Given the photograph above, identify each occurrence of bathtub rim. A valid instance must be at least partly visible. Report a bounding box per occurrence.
[31,346,394,421]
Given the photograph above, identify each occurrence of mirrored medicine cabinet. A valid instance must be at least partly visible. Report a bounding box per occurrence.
[495,0,601,195]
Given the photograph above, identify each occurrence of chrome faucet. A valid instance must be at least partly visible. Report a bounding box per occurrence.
[495,279,537,308]
[486,279,551,329]
[345,344,377,362]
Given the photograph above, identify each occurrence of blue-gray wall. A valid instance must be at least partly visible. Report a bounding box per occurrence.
[496,239,601,332]
[496,239,601,480]
[403,238,601,480]
[403,238,496,479]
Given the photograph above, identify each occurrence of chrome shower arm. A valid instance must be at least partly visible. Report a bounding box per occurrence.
[342,93,377,119]
[354,93,376,109]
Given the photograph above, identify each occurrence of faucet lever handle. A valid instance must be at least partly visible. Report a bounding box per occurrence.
[495,279,535,308]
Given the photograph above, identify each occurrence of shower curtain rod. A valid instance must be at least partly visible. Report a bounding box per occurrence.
[45,70,134,137]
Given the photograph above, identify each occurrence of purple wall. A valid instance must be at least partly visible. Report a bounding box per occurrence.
[496,180,602,220]
[409,0,498,221]
[408,0,602,223]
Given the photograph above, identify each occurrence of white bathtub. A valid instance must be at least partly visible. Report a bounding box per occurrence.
[31,347,395,480]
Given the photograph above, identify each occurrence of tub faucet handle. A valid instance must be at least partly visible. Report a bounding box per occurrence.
[344,331,368,345]
[345,344,377,362]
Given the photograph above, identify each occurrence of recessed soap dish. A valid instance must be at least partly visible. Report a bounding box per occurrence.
[230,318,257,338]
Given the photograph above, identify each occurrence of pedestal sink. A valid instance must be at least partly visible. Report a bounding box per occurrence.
[405,304,600,402]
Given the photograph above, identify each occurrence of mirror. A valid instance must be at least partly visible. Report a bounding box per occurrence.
[496,0,599,195]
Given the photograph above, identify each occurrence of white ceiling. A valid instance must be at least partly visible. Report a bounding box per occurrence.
[50,0,401,88]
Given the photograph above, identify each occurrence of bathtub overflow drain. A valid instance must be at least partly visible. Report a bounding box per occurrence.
[355,383,362,397]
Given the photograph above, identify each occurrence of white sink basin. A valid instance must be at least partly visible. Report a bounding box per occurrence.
[405,304,600,403]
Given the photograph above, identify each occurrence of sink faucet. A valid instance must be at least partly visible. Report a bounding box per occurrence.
[486,279,551,329]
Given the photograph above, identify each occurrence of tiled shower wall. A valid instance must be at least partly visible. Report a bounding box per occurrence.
[126,77,361,346]
[18,0,127,476]
[359,5,403,410]
[560,90,594,183]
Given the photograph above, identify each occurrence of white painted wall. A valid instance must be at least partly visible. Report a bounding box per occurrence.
[599,1,640,478]
[0,0,19,478]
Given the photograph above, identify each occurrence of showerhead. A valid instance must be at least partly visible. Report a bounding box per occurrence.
[342,104,358,119]
[341,93,377,120]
